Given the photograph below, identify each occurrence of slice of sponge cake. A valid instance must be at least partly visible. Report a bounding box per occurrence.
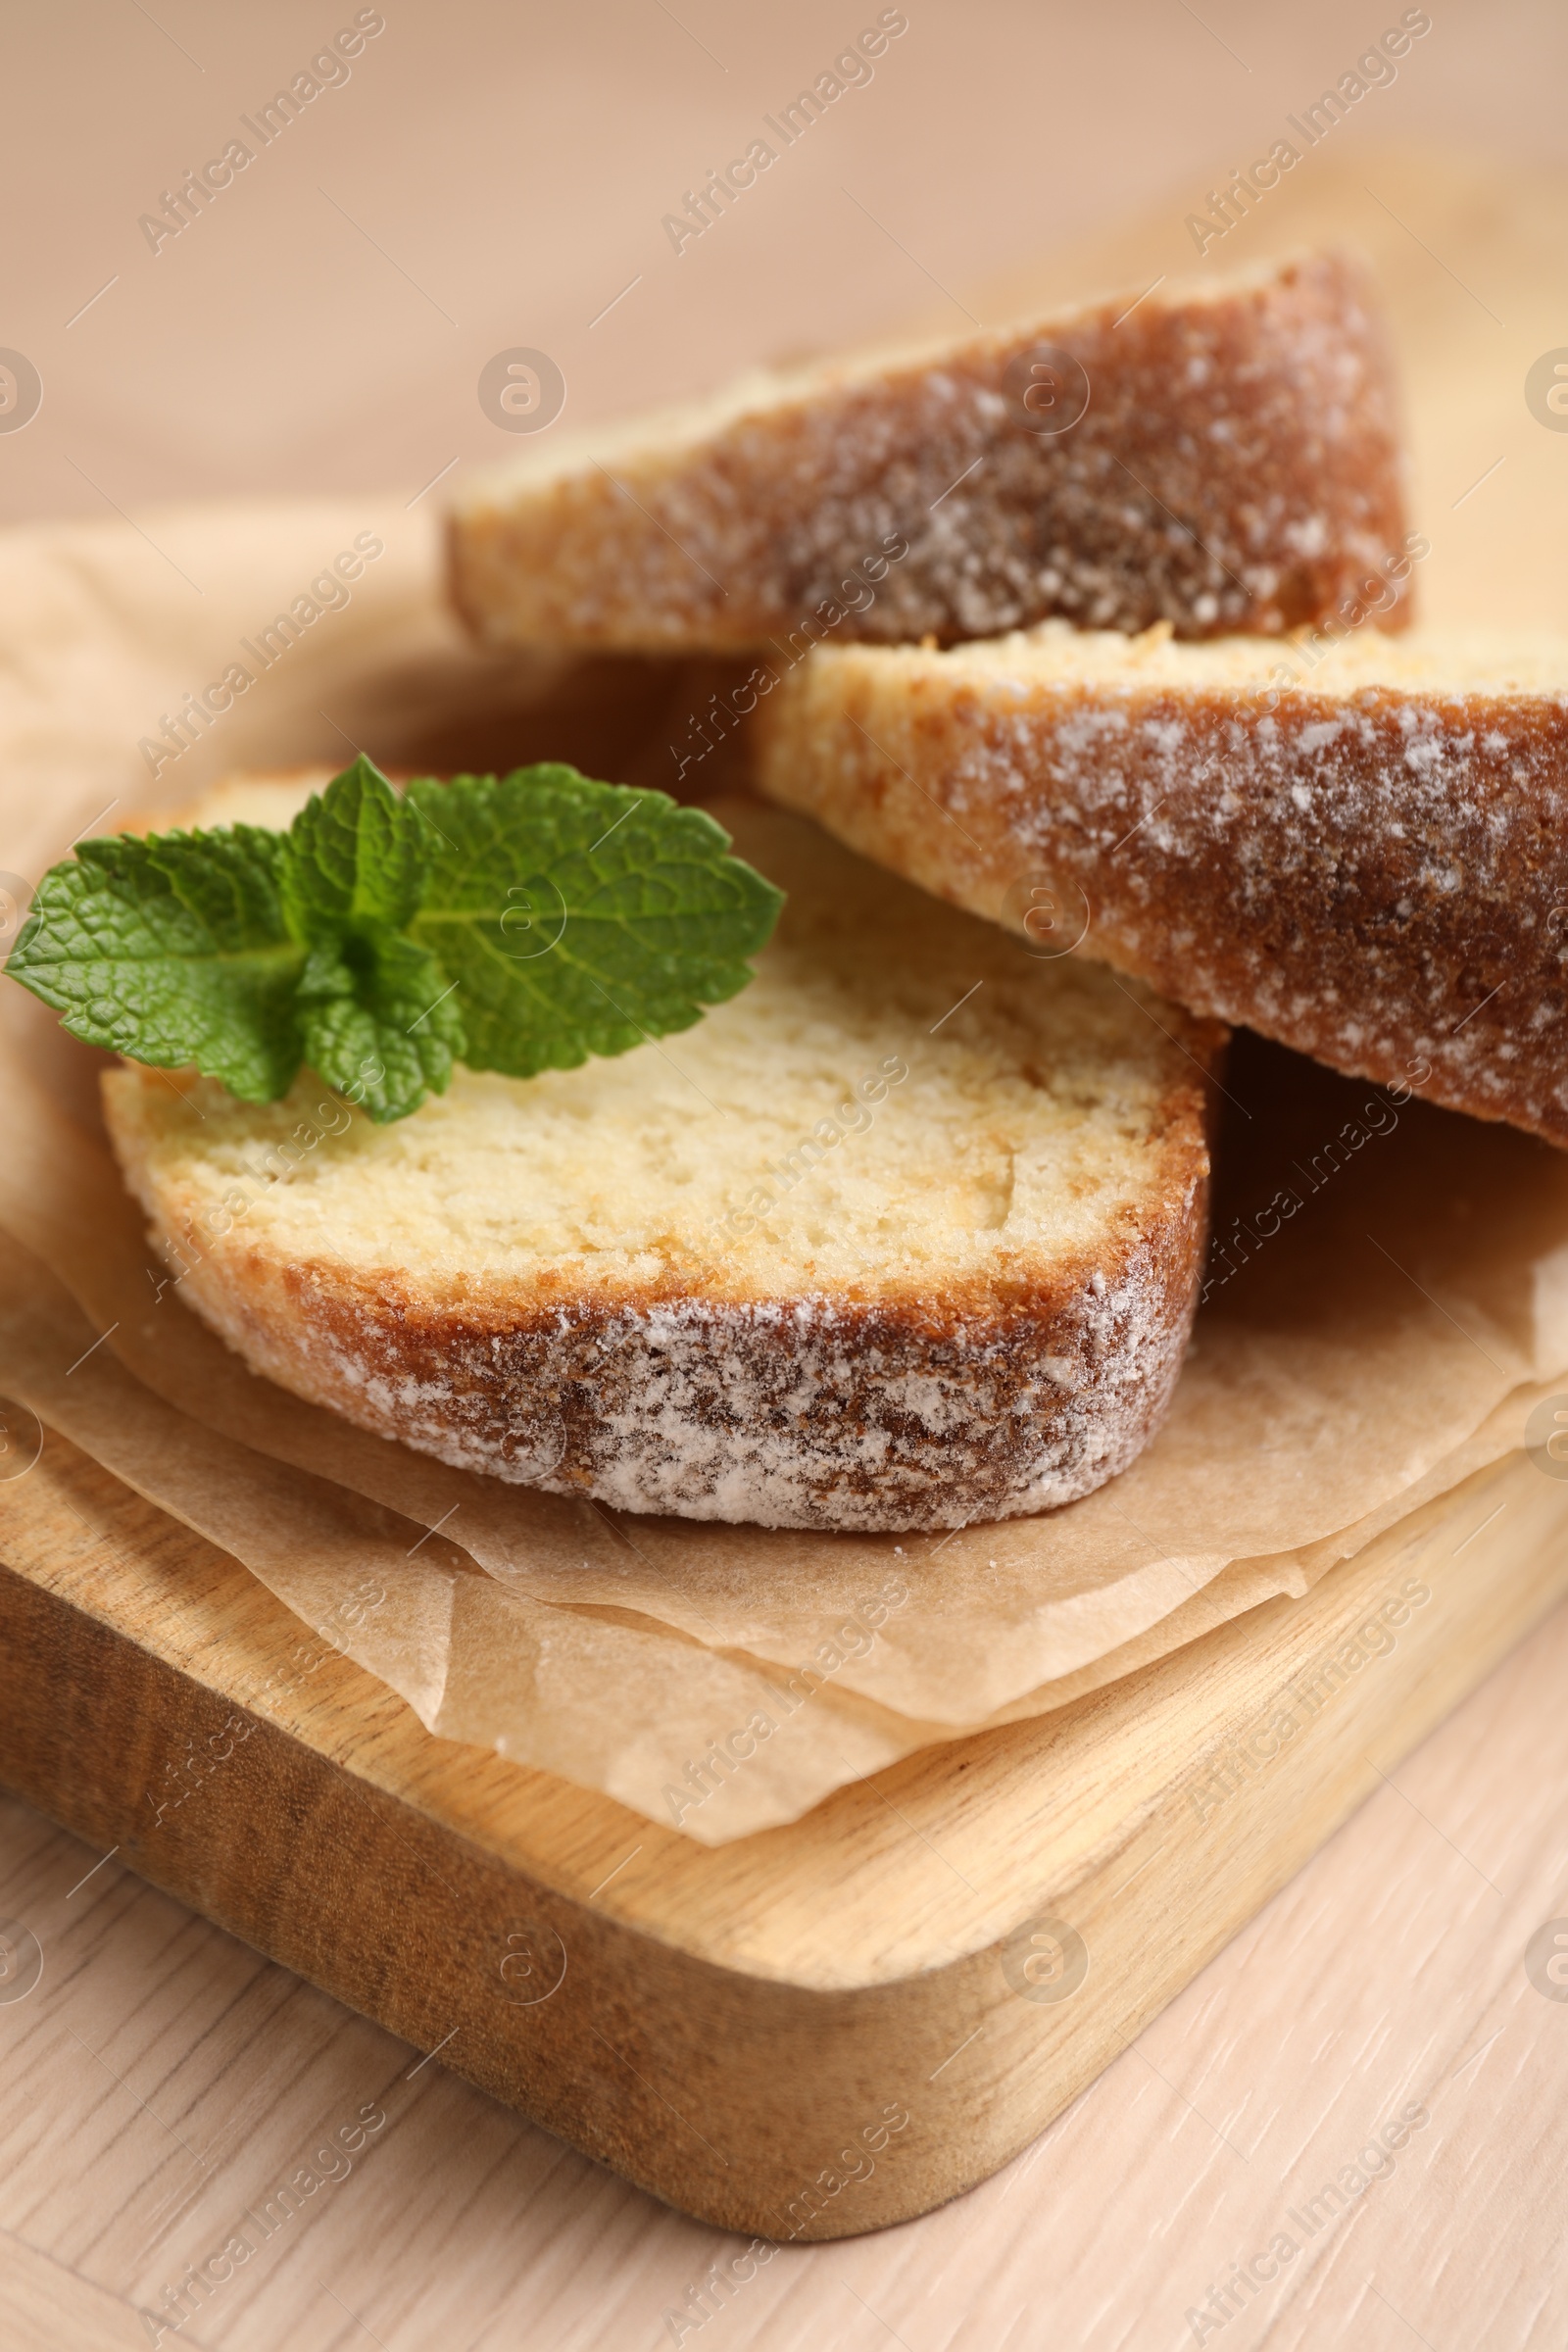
[102,778,1222,1531]
[448,252,1407,656]
[752,618,1568,1147]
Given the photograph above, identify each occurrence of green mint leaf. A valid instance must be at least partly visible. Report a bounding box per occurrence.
[5,825,305,1100]
[4,757,783,1124]
[277,755,463,1121]
[278,754,429,937]
[404,766,785,1078]
[295,929,466,1123]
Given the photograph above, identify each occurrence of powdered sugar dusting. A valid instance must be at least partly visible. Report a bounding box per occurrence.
[450,253,1405,653]
[178,1233,1199,1533]
[762,628,1568,1145]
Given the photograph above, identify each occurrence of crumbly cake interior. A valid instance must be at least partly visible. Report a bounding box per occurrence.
[868,618,1568,697]
[105,804,1194,1309]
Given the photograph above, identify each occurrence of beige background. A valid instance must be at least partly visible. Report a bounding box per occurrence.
[5,1,1568,2347]
[0,0,1564,534]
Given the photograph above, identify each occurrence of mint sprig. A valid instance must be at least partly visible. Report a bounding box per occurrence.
[5,758,784,1122]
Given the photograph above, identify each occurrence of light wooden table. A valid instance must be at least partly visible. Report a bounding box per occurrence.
[6,4,1568,2345]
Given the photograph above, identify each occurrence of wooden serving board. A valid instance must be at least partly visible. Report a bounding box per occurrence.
[1,1414,1564,2242]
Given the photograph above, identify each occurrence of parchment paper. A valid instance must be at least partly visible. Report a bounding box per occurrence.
[0,1220,1555,1842]
[3,502,1567,1841]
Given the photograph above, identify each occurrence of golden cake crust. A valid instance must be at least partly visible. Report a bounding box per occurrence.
[448,252,1410,655]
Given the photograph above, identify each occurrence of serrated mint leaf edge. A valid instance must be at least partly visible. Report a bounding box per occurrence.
[5,844,309,1101]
